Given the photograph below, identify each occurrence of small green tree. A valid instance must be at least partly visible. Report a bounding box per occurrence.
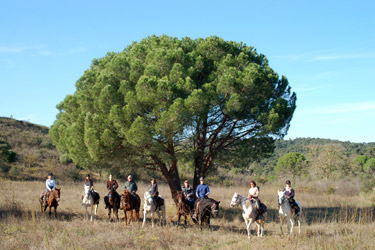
[363,158,375,176]
[275,152,306,183]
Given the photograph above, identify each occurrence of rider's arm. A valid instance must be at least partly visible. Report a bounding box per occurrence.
[133,182,138,193]
[113,180,119,190]
[205,186,210,196]
[46,179,51,191]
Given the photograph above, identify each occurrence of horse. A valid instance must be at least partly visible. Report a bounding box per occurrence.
[142,191,166,228]
[193,197,220,229]
[121,189,140,225]
[40,188,61,218]
[176,191,194,225]
[82,185,100,221]
[230,192,266,238]
[277,190,301,235]
[104,187,121,222]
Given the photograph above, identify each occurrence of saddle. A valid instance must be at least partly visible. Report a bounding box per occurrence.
[154,197,164,209]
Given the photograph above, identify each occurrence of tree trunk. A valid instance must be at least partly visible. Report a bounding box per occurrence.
[151,155,182,205]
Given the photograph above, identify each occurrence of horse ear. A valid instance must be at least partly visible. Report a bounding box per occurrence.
[217,201,220,204]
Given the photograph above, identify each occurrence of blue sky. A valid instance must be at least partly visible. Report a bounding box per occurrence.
[0,0,374,143]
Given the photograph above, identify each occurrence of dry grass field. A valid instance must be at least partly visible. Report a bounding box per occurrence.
[1,180,375,250]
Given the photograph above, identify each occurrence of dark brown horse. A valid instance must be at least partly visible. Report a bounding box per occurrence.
[40,188,61,217]
[121,190,140,225]
[176,191,193,225]
[193,198,220,229]
[105,187,121,221]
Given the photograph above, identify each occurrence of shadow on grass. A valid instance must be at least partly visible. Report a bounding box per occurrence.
[220,206,375,225]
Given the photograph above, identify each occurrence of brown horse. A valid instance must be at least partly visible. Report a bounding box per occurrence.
[40,188,61,217]
[176,191,193,225]
[121,190,140,225]
[193,198,220,229]
[104,187,120,221]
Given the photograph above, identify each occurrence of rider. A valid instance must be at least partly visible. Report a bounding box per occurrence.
[283,180,300,215]
[192,176,210,219]
[148,178,159,207]
[82,174,94,205]
[124,175,138,196]
[104,174,119,209]
[182,180,195,209]
[40,172,55,205]
[121,175,139,210]
[248,180,263,219]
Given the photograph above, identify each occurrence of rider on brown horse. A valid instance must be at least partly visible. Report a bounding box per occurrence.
[192,177,210,220]
[40,172,55,205]
[104,174,119,209]
[121,175,139,210]
[182,180,195,210]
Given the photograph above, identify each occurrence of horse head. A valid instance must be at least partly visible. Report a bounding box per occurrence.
[55,188,61,203]
[277,190,285,205]
[230,192,240,208]
[109,187,117,203]
[144,191,153,205]
[122,190,131,209]
[211,200,220,217]
[176,191,185,204]
[84,185,90,197]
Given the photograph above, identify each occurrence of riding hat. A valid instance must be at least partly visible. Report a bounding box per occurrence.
[286,180,291,185]
[48,172,53,176]
[86,174,90,178]
[199,176,205,181]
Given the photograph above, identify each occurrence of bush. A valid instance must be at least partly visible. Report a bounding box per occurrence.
[0,163,11,173]
[326,185,335,194]
[59,153,73,165]
[8,165,18,178]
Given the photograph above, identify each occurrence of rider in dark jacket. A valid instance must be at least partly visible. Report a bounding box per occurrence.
[182,180,195,209]
[283,180,300,215]
[105,174,119,209]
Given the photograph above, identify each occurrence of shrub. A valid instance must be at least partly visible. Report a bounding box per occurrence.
[0,163,11,173]
[8,165,18,178]
[326,185,335,195]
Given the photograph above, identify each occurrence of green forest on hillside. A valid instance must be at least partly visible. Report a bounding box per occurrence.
[1,116,375,195]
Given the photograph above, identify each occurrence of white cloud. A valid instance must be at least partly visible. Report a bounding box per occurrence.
[0,46,26,53]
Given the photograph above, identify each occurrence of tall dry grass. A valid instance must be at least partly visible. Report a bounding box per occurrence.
[1,180,374,249]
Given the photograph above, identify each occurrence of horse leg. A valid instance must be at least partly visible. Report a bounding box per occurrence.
[280,216,284,235]
[54,206,57,218]
[108,208,112,222]
[49,206,52,217]
[135,209,139,224]
[151,211,155,228]
[90,204,94,222]
[184,214,187,225]
[94,204,98,221]
[115,207,119,222]
[162,206,166,226]
[142,209,147,227]
[177,212,181,225]
[129,210,133,225]
[124,210,128,226]
[246,218,253,239]
[297,218,301,234]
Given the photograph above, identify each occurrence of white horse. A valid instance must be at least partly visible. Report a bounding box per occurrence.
[82,185,99,221]
[230,192,266,238]
[142,191,166,227]
[277,190,301,235]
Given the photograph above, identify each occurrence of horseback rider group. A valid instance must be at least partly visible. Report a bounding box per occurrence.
[40,172,299,219]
